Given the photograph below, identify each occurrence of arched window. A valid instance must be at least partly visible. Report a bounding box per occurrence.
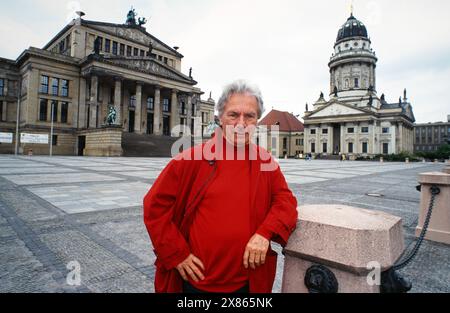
[345,79,349,89]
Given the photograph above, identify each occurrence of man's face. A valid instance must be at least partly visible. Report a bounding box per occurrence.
[220,93,259,146]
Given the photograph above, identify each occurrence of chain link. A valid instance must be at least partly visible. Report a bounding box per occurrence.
[392,185,440,271]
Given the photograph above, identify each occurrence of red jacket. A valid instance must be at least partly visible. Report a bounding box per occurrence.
[143,136,298,293]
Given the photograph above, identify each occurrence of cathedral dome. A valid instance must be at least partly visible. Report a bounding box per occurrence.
[336,14,368,42]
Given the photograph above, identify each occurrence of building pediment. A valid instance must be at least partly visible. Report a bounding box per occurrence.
[308,102,371,118]
[83,21,181,58]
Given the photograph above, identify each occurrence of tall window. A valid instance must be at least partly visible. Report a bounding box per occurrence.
[61,102,69,123]
[140,50,145,57]
[112,42,118,55]
[283,138,287,150]
[181,101,186,115]
[120,44,125,56]
[40,76,49,94]
[51,100,58,122]
[129,95,136,107]
[105,39,111,53]
[39,99,48,121]
[97,37,103,51]
[147,97,154,110]
[0,79,4,96]
[0,101,3,121]
[164,57,168,64]
[133,47,139,56]
[51,78,59,96]
[323,143,327,153]
[354,78,359,88]
[348,142,354,153]
[311,142,316,153]
[162,99,170,112]
[127,46,132,56]
[362,142,368,153]
[61,79,69,97]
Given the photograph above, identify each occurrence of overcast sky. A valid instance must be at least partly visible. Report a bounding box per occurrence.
[1,0,449,123]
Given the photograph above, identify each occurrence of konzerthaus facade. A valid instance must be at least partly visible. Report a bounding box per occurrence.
[0,9,215,156]
[303,14,416,158]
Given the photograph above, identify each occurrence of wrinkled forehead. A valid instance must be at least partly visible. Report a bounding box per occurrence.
[223,93,259,113]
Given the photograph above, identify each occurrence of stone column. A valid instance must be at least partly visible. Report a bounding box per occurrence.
[89,75,98,129]
[170,89,179,137]
[1,100,7,122]
[134,82,143,134]
[78,77,87,128]
[153,86,161,135]
[187,94,193,135]
[282,205,405,293]
[340,124,345,154]
[304,126,309,153]
[355,122,360,154]
[391,124,396,154]
[113,78,122,125]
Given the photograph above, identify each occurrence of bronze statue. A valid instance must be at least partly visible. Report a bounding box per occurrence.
[333,86,338,97]
[138,17,147,26]
[189,67,192,78]
[106,105,117,125]
[126,8,137,25]
[306,103,309,112]
[368,95,373,107]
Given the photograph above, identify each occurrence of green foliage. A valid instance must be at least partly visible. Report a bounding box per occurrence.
[416,144,450,161]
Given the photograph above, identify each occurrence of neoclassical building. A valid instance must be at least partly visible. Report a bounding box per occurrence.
[303,13,415,157]
[0,9,215,156]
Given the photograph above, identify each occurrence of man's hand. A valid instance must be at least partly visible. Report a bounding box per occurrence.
[243,234,270,270]
[176,254,205,282]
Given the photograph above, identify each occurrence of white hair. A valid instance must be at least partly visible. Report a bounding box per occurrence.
[216,80,265,119]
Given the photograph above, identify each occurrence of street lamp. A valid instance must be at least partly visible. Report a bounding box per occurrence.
[14,79,21,156]
[49,101,54,157]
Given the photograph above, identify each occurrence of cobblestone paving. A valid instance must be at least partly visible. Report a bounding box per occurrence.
[0,155,448,293]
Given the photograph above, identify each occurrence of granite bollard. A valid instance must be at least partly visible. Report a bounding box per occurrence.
[282,205,405,293]
[415,172,450,245]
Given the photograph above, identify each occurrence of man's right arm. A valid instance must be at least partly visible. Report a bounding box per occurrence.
[143,159,191,271]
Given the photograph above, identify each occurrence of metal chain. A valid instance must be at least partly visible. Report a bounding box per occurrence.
[392,185,440,271]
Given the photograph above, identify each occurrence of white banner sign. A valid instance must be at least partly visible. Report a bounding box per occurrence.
[20,133,49,144]
[0,132,13,143]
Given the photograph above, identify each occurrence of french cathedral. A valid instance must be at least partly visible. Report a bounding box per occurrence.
[0,9,215,156]
[303,13,416,157]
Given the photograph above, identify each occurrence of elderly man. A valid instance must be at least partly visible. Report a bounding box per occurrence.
[143,80,298,293]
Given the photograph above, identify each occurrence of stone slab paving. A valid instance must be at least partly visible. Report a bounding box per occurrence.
[0,154,448,293]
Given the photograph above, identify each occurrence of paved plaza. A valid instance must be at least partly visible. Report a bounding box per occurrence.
[0,155,448,293]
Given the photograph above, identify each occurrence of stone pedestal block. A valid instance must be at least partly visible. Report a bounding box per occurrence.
[415,172,450,245]
[282,205,405,293]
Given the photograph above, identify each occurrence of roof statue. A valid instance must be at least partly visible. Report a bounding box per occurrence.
[126,7,147,27]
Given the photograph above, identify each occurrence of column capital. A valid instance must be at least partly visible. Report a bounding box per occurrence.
[153,84,162,90]
[136,81,145,87]
[113,76,124,82]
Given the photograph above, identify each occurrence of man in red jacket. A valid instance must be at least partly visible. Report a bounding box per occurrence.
[143,80,298,293]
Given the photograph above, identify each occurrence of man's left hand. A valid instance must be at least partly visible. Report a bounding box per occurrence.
[243,234,270,270]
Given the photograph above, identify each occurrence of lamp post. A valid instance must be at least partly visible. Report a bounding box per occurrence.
[49,101,54,157]
[14,79,21,156]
